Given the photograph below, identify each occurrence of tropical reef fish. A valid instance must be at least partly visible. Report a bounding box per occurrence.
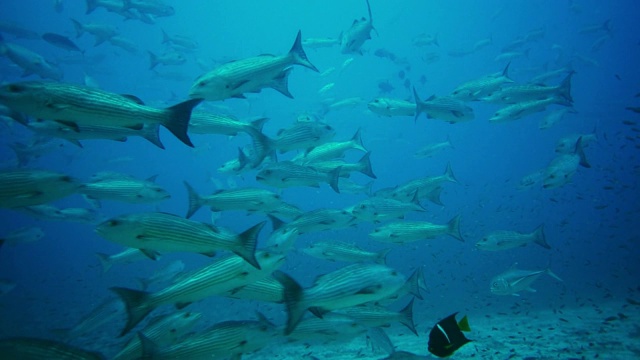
[427,312,472,358]
[190,30,318,101]
[476,225,550,251]
[0,81,201,147]
[491,264,563,296]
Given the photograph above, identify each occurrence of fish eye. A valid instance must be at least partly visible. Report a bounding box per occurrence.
[108,220,120,226]
[359,204,367,209]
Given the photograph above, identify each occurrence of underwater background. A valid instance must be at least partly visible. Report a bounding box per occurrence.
[0,0,639,358]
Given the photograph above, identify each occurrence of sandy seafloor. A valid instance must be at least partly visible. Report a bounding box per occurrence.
[243,300,640,360]
[58,298,638,359]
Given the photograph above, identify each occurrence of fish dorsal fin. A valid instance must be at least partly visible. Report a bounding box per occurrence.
[458,315,471,332]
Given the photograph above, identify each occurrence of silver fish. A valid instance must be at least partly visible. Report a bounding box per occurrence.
[340,0,375,55]
[369,216,464,244]
[368,98,415,117]
[476,225,550,251]
[0,337,105,359]
[190,30,318,101]
[0,169,80,208]
[490,263,563,296]
[0,81,201,147]
[80,172,170,205]
[413,88,474,123]
[303,240,389,264]
[543,137,590,189]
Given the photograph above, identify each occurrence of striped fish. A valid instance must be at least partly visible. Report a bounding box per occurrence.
[25,119,164,149]
[256,160,342,193]
[369,215,464,244]
[0,337,105,359]
[0,169,80,208]
[50,297,124,341]
[350,190,426,223]
[451,63,513,101]
[302,151,377,179]
[223,275,285,303]
[0,81,201,147]
[138,313,278,359]
[284,208,356,234]
[184,181,284,218]
[335,298,417,335]
[79,172,170,205]
[482,71,574,104]
[113,311,202,360]
[188,111,266,137]
[95,248,154,274]
[413,87,475,123]
[285,313,369,343]
[302,240,389,264]
[95,212,264,268]
[274,263,407,335]
[269,120,335,154]
[189,30,318,101]
[385,163,457,203]
[111,250,286,336]
[293,128,367,164]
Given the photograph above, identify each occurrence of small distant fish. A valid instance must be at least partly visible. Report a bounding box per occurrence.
[413,137,453,159]
[490,263,563,296]
[476,225,550,251]
[303,241,389,264]
[302,37,339,49]
[539,107,577,129]
[95,248,153,274]
[378,80,395,93]
[71,19,118,46]
[148,50,186,69]
[1,226,44,246]
[0,20,39,39]
[428,313,472,358]
[413,33,439,47]
[42,33,82,53]
[161,29,198,51]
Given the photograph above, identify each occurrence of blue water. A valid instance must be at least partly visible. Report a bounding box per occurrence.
[1,0,639,358]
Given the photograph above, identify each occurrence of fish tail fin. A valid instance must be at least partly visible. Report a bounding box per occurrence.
[162,98,202,147]
[184,181,205,219]
[409,190,426,211]
[95,253,113,274]
[574,136,590,168]
[70,19,84,38]
[405,268,424,300]
[233,221,265,270]
[135,277,151,291]
[424,186,444,206]
[289,30,319,72]
[246,131,275,169]
[138,332,161,358]
[147,51,158,70]
[412,87,426,122]
[350,127,367,152]
[545,268,563,282]
[557,71,575,103]
[533,224,551,249]
[357,152,377,179]
[443,162,458,183]
[366,0,373,23]
[398,298,417,335]
[447,215,464,242]
[110,287,155,337]
[85,0,98,14]
[458,315,471,332]
[502,61,512,80]
[161,28,171,44]
[328,166,342,193]
[375,248,391,265]
[139,124,165,149]
[363,180,374,196]
[271,68,294,98]
[246,117,269,136]
[273,270,307,335]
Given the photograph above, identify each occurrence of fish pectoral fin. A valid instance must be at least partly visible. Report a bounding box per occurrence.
[230,79,250,90]
[175,302,192,309]
[309,306,328,319]
[356,285,380,295]
[140,249,160,260]
[199,251,216,257]
[54,120,80,132]
[124,123,144,131]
